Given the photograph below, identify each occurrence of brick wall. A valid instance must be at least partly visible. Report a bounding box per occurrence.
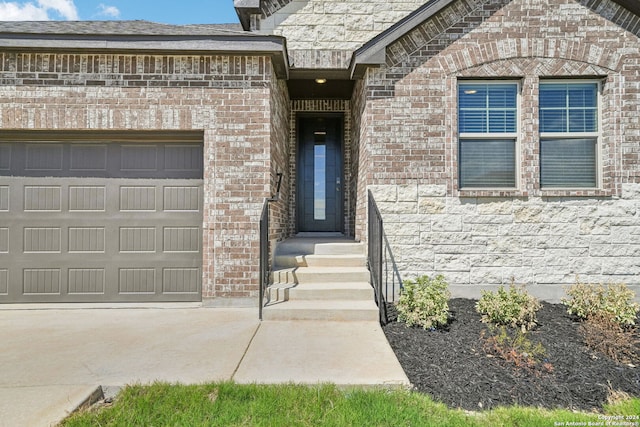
[269,76,292,243]
[356,0,640,299]
[0,52,281,300]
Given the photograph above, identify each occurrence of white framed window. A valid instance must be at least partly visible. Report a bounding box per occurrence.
[539,81,600,188]
[458,82,519,188]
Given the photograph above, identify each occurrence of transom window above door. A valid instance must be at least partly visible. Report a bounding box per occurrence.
[458,82,519,188]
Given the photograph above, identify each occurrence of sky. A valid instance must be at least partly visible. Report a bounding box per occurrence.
[0,0,241,24]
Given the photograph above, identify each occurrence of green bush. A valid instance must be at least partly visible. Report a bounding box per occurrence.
[397,274,450,330]
[475,284,541,332]
[562,282,640,327]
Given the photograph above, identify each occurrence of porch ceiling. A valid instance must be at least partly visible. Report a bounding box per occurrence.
[288,69,354,99]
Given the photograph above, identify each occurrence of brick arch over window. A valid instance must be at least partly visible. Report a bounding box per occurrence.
[435,39,623,77]
[454,58,612,79]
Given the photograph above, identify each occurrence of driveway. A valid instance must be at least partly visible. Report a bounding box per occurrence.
[0,306,259,426]
[0,305,409,426]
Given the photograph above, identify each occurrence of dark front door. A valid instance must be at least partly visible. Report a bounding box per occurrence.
[298,116,343,232]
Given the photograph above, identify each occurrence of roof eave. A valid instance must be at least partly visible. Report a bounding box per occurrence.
[234,0,261,31]
[0,34,290,79]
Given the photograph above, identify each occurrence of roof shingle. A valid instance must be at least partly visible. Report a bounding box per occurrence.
[0,20,245,36]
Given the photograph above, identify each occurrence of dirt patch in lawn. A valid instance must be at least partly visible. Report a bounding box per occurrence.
[382,298,640,411]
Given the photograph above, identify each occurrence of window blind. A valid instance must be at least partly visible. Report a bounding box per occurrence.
[459,139,516,187]
[540,138,596,187]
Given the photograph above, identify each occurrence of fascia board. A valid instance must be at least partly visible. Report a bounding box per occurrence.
[234,0,261,31]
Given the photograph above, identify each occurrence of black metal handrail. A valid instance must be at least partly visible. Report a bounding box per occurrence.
[259,198,269,320]
[259,173,283,320]
[368,190,403,325]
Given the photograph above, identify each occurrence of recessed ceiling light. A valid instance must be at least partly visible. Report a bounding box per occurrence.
[315,78,327,84]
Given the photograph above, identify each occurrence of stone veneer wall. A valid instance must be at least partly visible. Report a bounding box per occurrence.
[0,52,280,299]
[356,0,640,299]
[369,183,640,301]
[258,0,427,51]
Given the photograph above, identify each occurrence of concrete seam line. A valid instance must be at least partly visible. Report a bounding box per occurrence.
[230,322,261,381]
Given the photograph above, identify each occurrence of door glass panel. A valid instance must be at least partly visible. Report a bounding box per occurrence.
[314,134,326,220]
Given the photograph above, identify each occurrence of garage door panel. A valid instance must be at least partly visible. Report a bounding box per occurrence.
[23,268,61,295]
[119,268,156,294]
[23,227,62,253]
[70,145,108,172]
[24,186,62,211]
[25,144,64,171]
[163,227,200,253]
[68,268,105,294]
[0,139,203,303]
[119,227,157,253]
[165,144,203,172]
[163,186,200,211]
[0,186,8,210]
[0,269,7,295]
[68,227,106,253]
[69,186,106,211]
[120,145,159,172]
[0,228,7,253]
[162,268,200,294]
[0,144,10,170]
[120,186,156,211]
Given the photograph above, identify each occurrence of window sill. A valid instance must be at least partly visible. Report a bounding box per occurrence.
[538,188,612,197]
[457,189,528,198]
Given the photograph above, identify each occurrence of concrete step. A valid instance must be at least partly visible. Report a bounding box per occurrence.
[274,254,366,269]
[271,267,370,285]
[274,238,365,257]
[313,242,366,255]
[267,282,374,302]
[262,300,379,321]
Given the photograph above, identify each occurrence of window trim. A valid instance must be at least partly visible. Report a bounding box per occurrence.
[539,80,602,190]
[457,80,521,190]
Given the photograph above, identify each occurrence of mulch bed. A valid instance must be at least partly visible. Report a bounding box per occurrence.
[382,298,640,412]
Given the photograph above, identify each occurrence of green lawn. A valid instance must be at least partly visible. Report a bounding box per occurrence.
[62,382,640,427]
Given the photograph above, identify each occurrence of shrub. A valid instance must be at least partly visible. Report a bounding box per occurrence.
[481,325,553,374]
[476,284,541,332]
[562,282,640,327]
[579,313,640,364]
[397,274,450,330]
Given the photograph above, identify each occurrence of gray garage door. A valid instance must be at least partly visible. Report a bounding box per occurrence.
[0,138,203,303]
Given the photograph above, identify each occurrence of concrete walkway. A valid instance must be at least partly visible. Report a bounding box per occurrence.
[0,306,409,426]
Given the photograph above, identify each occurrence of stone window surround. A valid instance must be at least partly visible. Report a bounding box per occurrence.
[452,75,615,199]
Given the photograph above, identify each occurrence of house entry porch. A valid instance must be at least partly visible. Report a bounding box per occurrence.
[262,236,378,321]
